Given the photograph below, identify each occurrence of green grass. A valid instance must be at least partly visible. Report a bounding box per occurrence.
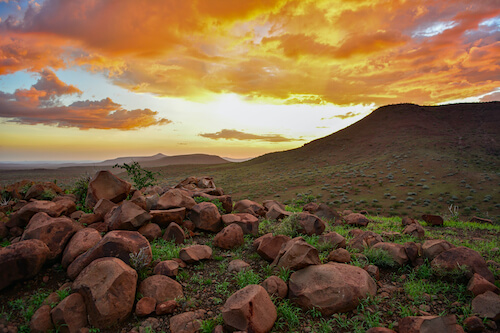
[363,247,397,268]
[7,288,52,331]
[150,238,181,262]
[234,269,261,288]
[273,298,302,331]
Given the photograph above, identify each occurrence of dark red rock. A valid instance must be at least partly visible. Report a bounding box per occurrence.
[318,232,346,249]
[296,212,326,236]
[271,237,320,270]
[163,222,186,244]
[106,201,152,231]
[344,213,370,227]
[472,291,500,320]
[85,170,131,208]
[138,223,162,241]
[157,189,196,210]
[253,233,291,262]
[213,224,244,249]
[61,228,102,268]
[233,199,266,217]
[188,202,222,232]
[154,260,179,277]
[135,297,157,317]
[30,304,54,333]
[150,208,186,228]
[139,275,183,302]
[422,214,444,226]
[467,273,500,296]
[50,293,88,333]
[155,300,177,315]
[179,245,212,264]
[261,276,288,298]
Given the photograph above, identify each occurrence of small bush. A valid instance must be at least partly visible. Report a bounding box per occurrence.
[364,247,397,268]
[194,196,225,214]
[113,162,159,190]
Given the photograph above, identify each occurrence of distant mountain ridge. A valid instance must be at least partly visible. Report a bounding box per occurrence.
[0,153,229,170]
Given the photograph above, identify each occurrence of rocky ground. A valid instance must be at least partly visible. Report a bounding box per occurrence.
[0,172,499,333]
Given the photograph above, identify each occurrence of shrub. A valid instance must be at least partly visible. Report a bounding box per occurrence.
[113,162,159,190]
[72,174,91,207]
[194,196,225,214]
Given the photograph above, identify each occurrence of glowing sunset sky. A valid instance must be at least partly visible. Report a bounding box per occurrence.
[0,0,499,161]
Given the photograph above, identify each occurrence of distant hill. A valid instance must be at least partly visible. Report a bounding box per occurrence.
[0,153,229,170]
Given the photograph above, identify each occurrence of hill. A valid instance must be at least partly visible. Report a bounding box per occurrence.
[151,102,500,221]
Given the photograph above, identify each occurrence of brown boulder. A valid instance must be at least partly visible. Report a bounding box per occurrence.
[399,315,463,333]
[93,198,118,218]
[0,239,50,289]
[135,297,157,317]
[402,222,425,238]
[85,170,131,208]
[21,212,81,260]
[156,300,177,315]
[150,208,186,228]
[7,199,74,228]
[372,242,409,266]
[431,247,494,283]
[463,316,485,332]
[265,205,291,220]
[327,248,351,263]
[233,199,266,217]
[163,222,186,244]
[288,263,377,315]
[422,214,444,226]
[348,230,383,251]
[106,201,152,231]
[188,202,222,232]
[154,260,179,277]
[169,310,204,333]
[222,213,259,235]
[138,223,162,241]
[50,293,88,333]
[263,200,286,211]
[222,284,277,333]
[422,239,455,260]
[344,213,370,227]
[253,233,291,262]
[271,237,320,271]
[213,224,244,249]
[157,189,196,210]
[303,203,342,223]
[467,273,500,296]
[404,242,421,266]
[228,259,250,273]
[192,193,233,214]
[61,228,102,268]
[296,212,326,236]
[470,216,493,224]
[73,257,137,329]
[179,244,212,264]
[176,176,216,192]
[366,328,396,333]
[472,291,500,320]
[318,232,346,249]
[30,304,54,333]
[67,230,151,280]
[139,275,184,302]
[261,276,288,298]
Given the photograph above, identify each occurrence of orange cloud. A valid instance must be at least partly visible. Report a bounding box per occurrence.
[199,129,298,143]
[0,70,170,129]
[0,0,499,106]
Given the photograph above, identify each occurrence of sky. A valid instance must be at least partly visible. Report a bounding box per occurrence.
[0,0,499,162]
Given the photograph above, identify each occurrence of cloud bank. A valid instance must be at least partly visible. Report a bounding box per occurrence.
[200,129,298,143]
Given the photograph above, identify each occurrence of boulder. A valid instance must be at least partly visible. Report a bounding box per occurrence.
[73,257,137,329]
[404,242,421,266]
[85,170,131,208]
[318,232,346,249]
[150,208,186,228]
[348,230,383,251]
[228,259,250,273]
[156,189,196,210]
[253,233,291,262]
[154,260,179,277]
[262,200,286,211]
[422,239,454,261]
[471,291,500,320]
[138,275,184,303]
[222,213,259,235]
[213,224,244,249]
[288,263,377,315]
[175,176,217,192]
[265,205,291,220]
[431,247,494,283]
[469,216,493,224]
[138,223,162,241]
[467,273,500,296]
[188,202,222,232]
[156,300,177,315]
[344,213,370,227]
[261,276,288,298]
[135,297,157,317]
[30,304,54,333]
[233,199,266,217]
[93,198,117,219]
[169,310,204,333]
[50,293,88,333]
[222,284,277,333]
[271,237,321,271]
[402,222,425,238]
[21,212,81,260]
[421,214,444,226]
[371,242,409,266]
[303,203,342,223]
[7,200,74,228]
[78,213,102,226]
[24,182,62,200]
[179,245,212,264]
[0,239,50,290]
[366,328,396,333]
[192,193,233,214]
[296,212,326,236]
[61,228,102,268]
[327,248,351,263]
[399,315,463,333]
[106,201,152,231]
[163,222,186,244]
[67,230,151,280]
[402,217,418,226]
[463,316,485,332]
